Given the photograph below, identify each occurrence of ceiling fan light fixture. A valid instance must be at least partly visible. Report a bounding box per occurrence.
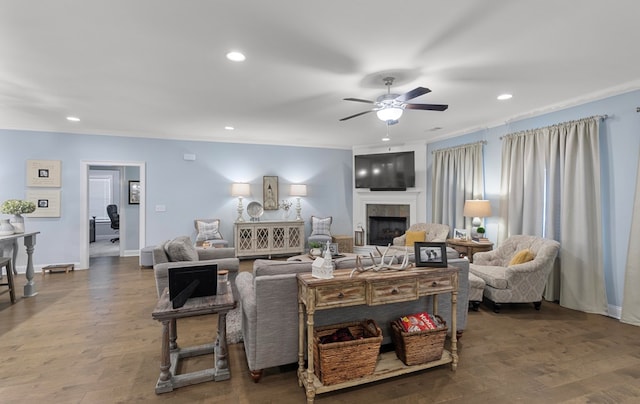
[376,107,403,122]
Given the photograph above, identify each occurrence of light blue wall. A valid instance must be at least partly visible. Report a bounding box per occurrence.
[426,89,640,310]
[0,130,352,266]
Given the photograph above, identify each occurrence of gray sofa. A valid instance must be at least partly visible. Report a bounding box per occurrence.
[235,254,469,382]
[152,236,240,299]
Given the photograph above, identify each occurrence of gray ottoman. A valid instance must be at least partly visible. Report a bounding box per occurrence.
[468,272,486,311]
[140,246,155,269]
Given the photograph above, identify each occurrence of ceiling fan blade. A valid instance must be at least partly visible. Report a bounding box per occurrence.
[343,97,375,104]
[339,110,374,121]
[404,103,449,111]
[395,87,431,102]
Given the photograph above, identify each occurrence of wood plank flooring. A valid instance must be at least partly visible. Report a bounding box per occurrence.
[1,256,639,403]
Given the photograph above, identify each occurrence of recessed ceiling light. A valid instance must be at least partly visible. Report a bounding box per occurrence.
[381,136,390,142]
[497,93,513,100]
[66,116,80,122]
[224,126,235,130]
[226,51,246,62]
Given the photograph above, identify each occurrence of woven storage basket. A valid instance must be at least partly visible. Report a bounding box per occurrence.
[313,319,382,385]
[390,315,447,366]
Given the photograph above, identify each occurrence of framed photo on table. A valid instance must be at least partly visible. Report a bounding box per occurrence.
[128,180,140,204]
[414,242,448,268]
[453,228,467,240]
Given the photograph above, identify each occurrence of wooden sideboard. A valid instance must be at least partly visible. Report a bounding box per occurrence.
[234,220,305,258]
[296,267,459,403]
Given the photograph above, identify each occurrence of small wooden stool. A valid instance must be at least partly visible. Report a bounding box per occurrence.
[42,263,75,275]
[0,257,16,303]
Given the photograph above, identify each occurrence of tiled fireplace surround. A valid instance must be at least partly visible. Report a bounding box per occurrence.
[354,191,420,249]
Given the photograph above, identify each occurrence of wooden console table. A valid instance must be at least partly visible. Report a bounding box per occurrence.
[151,287,236,394]
[446,238,493,263]
[297,267,458,403]
[234,220,305,258]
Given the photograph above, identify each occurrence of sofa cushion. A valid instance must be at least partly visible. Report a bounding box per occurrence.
[310,216,332,237]
[404,230,426,246]
[195,219,222,242]
[509,249,535,266]
[165,236,198,262]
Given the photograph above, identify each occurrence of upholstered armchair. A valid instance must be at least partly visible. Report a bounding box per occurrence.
[194,218,229,247]
[469,235,560,313]
[307,216,332,246]
[392,223,450,247]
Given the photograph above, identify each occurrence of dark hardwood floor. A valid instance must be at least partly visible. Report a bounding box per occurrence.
[1,256,639,403]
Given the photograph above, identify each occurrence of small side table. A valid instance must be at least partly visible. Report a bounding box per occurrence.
[332,235,353,254]
[446,238,493,263]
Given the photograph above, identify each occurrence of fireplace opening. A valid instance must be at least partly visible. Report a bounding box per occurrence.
[368,216,407,246]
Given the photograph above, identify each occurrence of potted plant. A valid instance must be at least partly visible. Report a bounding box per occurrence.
[1,199,36,234]
[309,241,323,257]
[476,226,486,240]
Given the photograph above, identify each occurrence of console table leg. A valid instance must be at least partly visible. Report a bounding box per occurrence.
[23,235,38,297]
[169,318,178,350]
[214,312,230,381]
[155,319,173,394]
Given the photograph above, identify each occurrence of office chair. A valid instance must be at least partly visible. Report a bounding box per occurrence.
[106,204,119,243]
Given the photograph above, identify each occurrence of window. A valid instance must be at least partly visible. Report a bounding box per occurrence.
[89,175,114,221]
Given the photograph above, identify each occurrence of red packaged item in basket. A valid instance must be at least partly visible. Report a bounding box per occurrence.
[399,312,439,332]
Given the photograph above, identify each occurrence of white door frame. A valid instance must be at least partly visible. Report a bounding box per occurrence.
[80,160,146,269]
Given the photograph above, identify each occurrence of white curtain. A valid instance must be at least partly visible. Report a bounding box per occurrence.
[621,143,640,325]
[432,142,484,230]
[499,117,607,314]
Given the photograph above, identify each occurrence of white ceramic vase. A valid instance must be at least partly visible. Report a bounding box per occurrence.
[10,213,24,234]
[0,218,14,236]
[282,209,291,220]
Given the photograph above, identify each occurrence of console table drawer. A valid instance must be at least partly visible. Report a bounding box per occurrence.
[368,279,418,305]
[418,275,454,294]
[315,283,366,308]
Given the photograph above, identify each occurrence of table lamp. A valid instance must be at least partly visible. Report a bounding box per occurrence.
[463,199,492,239]
[231,183,251,222]
[289,184,307,221]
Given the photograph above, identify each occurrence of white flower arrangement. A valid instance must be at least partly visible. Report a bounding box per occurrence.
[1,199,36,215]
[279,199,293,211]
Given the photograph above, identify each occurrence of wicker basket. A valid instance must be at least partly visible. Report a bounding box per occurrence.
[390,315,447,366]
[313,319,382,385]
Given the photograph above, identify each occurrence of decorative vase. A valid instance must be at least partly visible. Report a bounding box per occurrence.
[10,213,24,234]
[0,218,14,236]
[309,248,322,257]
[282,209,291,220]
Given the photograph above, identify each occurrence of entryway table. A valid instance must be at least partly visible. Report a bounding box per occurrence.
[0,231,40,297]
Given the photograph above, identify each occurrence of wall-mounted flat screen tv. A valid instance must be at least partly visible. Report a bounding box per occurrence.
[354,151,415,191]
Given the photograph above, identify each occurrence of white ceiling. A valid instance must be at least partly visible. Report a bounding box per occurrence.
[1,1,639,149]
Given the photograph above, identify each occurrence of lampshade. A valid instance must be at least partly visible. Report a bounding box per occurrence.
[231,183,251,197]
[289,184,307,197]
[376,107,403,122]
[463,200,492,218]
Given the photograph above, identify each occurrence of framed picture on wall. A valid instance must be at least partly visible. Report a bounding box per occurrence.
[25,190,61,217]
[129,180,140,204]
[263,176,278,210]
[26,160,62,187]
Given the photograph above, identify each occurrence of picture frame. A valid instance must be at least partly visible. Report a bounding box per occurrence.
[25,189,61,217]
[26,159,62,187]
[328,242,339,256]
[414,242,448,268]
[128,180,140,204]
[453,228,467,240]
[263,176,278,210]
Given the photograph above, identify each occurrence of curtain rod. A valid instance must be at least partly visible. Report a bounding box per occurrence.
[499,114,608,140]
[431,140,486,154]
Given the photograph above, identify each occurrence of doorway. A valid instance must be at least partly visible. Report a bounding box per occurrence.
[79,161,146,269]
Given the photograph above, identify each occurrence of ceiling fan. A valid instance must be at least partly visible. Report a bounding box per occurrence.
[339,76,448,125]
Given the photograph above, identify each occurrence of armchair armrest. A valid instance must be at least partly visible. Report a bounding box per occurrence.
[392,234,406,246]
[472,250,502,266]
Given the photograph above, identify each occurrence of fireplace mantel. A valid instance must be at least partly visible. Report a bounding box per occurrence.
[354,190,421,236]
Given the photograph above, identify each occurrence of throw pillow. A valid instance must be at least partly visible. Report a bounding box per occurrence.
[196,220,222,242]
[310,216,332,237]
[405,230,426,246]
[508,249,535,266]
[165,236,199,262]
